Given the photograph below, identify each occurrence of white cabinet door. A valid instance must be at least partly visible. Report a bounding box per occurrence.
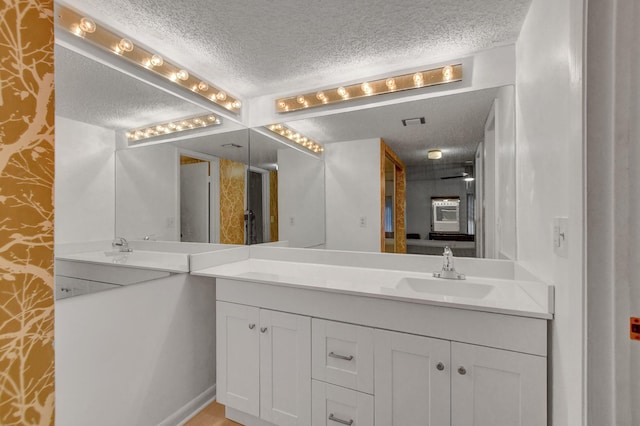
[260,309,311,426]
[216,301,260,417]
[374,329,450,425]
[312,319,374,393]
[451,342,547,426]
[312,380,374,426]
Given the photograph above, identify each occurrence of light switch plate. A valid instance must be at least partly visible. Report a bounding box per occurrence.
[553,217,568,257]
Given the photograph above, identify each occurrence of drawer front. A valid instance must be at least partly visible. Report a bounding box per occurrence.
[312,380,374,426]
[312,319,374,394]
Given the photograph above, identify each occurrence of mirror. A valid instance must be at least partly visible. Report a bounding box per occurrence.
[248,86,516,259]
[54,43,249,247]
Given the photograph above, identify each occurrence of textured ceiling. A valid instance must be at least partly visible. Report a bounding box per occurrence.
[59,0,532,98]
[55,45,209,129]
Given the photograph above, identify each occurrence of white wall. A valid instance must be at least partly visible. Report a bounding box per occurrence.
[55,117,115,244]
[586,1,640,425]
[277,148,325,248]
[494,86,517,260]
[515,0,585,425]
[55,274,216,426]
[325,138,380,252]
[115,144,179,241]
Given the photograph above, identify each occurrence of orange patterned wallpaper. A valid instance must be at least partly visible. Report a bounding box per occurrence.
[269,170,278,242]
[219,158,245,244]
[0,1,56,425]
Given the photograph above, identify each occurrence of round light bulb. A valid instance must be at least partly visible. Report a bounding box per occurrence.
[176,70,189,81]
[168,123,177,130]
[198,82,209,91]
[79,18,96,33]
[297,95,305,104]
[135,130,143,138]
[413,72,424,86]
[216,91,227,101]
[118,38,134,52]
[275,124,283,130]
[278,100,286,109]
[316,91,326,101]
[385,78,396,90]
[361,82,372,95]
[150,55,163,67]
[337,87,348,98]
[232,100,242,109]
[442,65,453,81]
[208,115,217,122]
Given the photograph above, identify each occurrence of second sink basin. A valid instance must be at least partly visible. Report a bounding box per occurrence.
[396,277,494,299]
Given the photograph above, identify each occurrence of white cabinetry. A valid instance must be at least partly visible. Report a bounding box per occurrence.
[215,278,548,426]
[374,329,450,425]
[217,301,311,425]
[451,342,546,426]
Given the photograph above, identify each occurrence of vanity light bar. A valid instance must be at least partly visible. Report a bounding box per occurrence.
[57,6,242,113]
[266,124,324,153]
[126,114,221,143]
[275,64,462,113]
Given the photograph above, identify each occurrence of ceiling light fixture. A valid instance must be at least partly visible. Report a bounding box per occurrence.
[57,5,242,113]
[126,114,221,143]
[427,149,442,160]
[266,124,324,154]
[275,64,462,113]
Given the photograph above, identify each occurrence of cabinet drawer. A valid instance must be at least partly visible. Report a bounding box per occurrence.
[312,380,373,426]
[312,319,374,394]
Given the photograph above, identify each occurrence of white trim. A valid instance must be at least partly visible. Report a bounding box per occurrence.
[160,385,217,426]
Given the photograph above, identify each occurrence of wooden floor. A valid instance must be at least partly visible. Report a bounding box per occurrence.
[185,401,242,426]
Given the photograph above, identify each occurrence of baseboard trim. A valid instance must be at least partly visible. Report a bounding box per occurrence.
[159,384,217,426]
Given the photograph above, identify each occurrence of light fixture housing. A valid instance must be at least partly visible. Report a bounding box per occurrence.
[126,114,221,143]
[57,6,242,113]
[266,124,324,154]
[275,64,462,113]
[427,149,443,160]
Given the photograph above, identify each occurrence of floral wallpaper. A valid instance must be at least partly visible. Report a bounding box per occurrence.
[0,1,56,425]
[219,158,245,245]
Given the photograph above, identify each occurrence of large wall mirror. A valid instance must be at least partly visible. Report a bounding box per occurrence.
[249,86,517,259]
[56,40,515,260]
[55,43,249,247]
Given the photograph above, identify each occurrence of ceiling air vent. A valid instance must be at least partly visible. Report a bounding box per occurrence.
[401,117,426,126]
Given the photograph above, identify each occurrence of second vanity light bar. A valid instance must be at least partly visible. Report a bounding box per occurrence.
[266,124,324,154]
[275,64,462,113]
[57,5,242,113]
[127,114,221,143]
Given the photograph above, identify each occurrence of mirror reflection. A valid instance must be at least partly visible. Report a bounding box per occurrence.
[250,86,516,259]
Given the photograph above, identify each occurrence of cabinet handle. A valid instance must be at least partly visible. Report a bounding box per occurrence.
[436,362,445,371]
[458,366,467,375]
[248,323,256,330]
[260,327,268,333]
[329,413,354,425]
[328,352,354,361]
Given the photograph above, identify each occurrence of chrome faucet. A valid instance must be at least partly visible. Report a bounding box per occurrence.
[112,237,132,252]
[433,246,465,280]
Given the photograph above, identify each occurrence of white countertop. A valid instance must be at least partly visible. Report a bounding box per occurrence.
[192,258,553,319]
[56,250,190,273]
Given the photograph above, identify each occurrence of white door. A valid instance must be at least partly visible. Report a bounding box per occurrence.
[216,302,260,417]
[259,309,311,426]
[374,329,450,425]
[451,342,547,426]
[180,161,209,242]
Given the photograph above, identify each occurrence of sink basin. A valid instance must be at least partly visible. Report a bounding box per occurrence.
[396,277,494,299]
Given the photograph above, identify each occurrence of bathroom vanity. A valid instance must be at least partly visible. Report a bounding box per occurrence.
[192,247,552,426]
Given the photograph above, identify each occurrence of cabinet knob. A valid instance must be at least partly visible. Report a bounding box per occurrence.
[436,362,445,371]
[458,366,467,375]
[260,327,268,333]
[248,323,256,330]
